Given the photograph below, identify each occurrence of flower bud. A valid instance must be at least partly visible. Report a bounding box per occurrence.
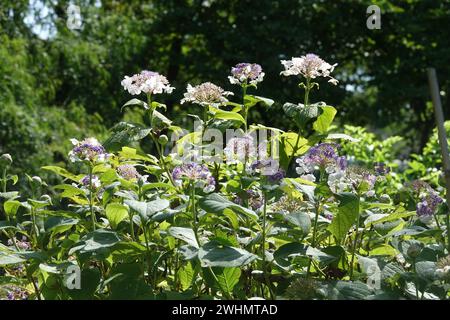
[32,176,43,185]
[379,194,391,203]
[407,242,422,259]
[158,135,169,146]
[0,153,13,166]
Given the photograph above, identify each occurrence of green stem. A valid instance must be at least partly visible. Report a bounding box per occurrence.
[190,185,200,246]
[413,258,420,299]
[242,84,248,131]
[307,201,321,277]
[142,223,153,287]
[261,192,274,299]
[2,168,6,193]
[446,209,450,254]
[287,78,311,168]
[349,213,361,279]
[87,166,96,231]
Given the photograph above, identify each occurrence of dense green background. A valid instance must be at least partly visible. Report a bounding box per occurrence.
[1,0,449,176]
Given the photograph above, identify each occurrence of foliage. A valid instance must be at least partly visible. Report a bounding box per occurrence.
[1,56,449,301]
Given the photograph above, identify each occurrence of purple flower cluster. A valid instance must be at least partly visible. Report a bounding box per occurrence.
[374,162,390,176]
[416,191,443,223]
[7,236,31,250]
[117,164,141,180]
[410,180,444,223]
[233,189,263,210]
[250,159,285,183]
[296,143,347,178]
[229,63,265,86]
[172,162,216,192]
[6,287,29,300]
[68,138,108,163]
[80,175,101,189]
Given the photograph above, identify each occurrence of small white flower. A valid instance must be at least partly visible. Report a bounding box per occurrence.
[121,70,174,96]
[181,82,233,106]
[281,53,338,85]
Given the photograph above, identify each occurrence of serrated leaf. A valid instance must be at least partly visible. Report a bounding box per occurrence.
[328,192,360,242]
[105,203,129,229]
[168,227,199,248]
[198,241,257,267]
[313,106,337,134]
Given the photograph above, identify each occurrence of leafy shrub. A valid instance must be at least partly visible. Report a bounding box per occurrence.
[1,55,449,300]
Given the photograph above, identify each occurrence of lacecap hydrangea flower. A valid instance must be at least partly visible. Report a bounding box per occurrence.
[233,189,263,211]
[7,236,31,251]
[68,138,109,163]
[409,180,444,223]
[80,175,101,189]
[281,53,338,85]
[228,63,265,86]
[117,164,141,181]
[121,70,174,96]
[224,135,257,164]
[6,286,29,300]
[181,82,233,106]
[296,143,347,180]
[172,162,216,192]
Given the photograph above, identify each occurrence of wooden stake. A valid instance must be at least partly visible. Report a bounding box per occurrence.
[427,68,450,252]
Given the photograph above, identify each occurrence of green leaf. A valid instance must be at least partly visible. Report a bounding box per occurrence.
[105,203,129,229]
[326,133,360,142]
[42,166,81,182]
[327,192,360,242]
[313,106,337,134]
[4,200,22,218]
[122,98,148,110]
[0,191,20,200]
[282,102,320,128]
[212,109,245,124]
[244,95,274,108]
[285,178,316,201]
[152,110,172,130]
[273,242,307,269]
[168,227,199,248]
[124,198,170,222]
[199,193,258,221]
[54,184,84,198]
[215,267,241,294]
[280,132,309,157]
[45,216,79,234]
[325,281,373,300]
[198,241,258,267]
[108,263,151,300]
[178,262,196,291]
[284,212,311,235]
[103,122,152,152]
[306,246,337,265]
[415,261,436,280]
[69,229,120,255]
[0,252,25,265]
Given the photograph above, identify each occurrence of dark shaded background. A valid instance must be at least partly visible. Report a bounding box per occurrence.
[1,0,449,175]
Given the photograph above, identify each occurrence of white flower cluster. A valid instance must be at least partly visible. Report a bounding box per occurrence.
[121,70,174,95]
[68,137,109,163]
[228,63,265,86]
[224,135,257,164]
[281,54,338,85]
[181,82,233,106]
